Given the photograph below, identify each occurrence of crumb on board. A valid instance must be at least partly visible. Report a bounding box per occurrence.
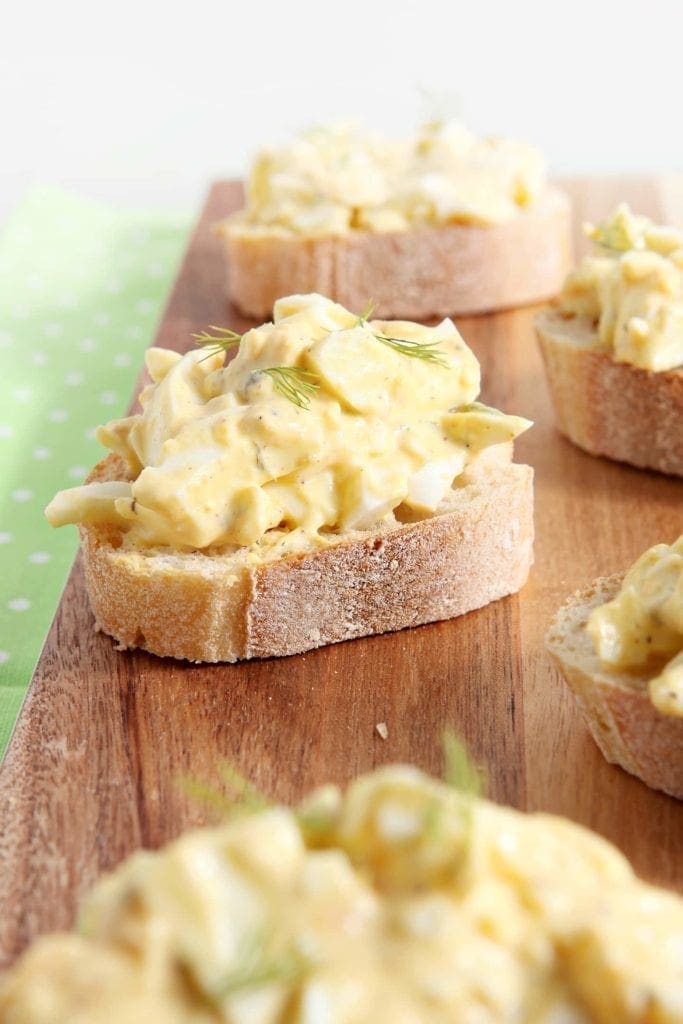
[375,722,388,741]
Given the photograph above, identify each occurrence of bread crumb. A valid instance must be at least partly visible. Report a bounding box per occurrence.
[375,722,389,740]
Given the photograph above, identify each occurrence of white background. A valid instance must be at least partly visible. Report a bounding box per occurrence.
[2,0,682,223]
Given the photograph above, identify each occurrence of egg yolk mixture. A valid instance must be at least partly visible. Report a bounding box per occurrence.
[226,122,547,238]
[556,204,683,372]
[45,294,530,553]
[588,536,683,718]
[1,766,682,1024]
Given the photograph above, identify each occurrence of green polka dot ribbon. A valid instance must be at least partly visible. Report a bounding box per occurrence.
[0,186,191,757]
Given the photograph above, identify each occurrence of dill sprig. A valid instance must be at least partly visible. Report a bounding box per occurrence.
[212,931,312,1001]
[219,763,271,811]
[179,763,335,843]
[355,302,449,368]
[178,763,271,819]
[356,301,376,325]
[297,809,335,837]
[193,325,243,360]
[593,238,625,254]
[374,334,449,367]
[178,776,237,817]
[442,731,485,797]
[176,771,316,1003]
[261,366,320,409]
[586,216,636,255]
[443,731,485,862]
[424,731,485,848]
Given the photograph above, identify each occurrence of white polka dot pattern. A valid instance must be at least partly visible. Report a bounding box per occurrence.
[0,183,189,754]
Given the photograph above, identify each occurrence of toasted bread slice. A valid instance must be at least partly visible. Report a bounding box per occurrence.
[80,448,533,663]
[217,187,571,320]
[546,575,683,799]
[536,310,683,476]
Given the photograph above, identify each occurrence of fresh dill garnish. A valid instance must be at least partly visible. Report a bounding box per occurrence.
[422,797,444,842]
[593,238,624,254]
[443,731,485,861]
[261,366,320,409]
[355,301,449,368]
[219,763,271,811]
[423,731,485,848]
[175,771,317,1003]
[211,931,313,1002]
[586,215,636,255]
[297,809,334,836]
[180,763,335,842]
[374,334,449,367]
[178,762,271,819]
[355,300,376,326]
[193,325,243,360]
[442,731,485,796]
[178,776,238,817]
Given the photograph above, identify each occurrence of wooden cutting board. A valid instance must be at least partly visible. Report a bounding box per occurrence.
[1,176,682,967]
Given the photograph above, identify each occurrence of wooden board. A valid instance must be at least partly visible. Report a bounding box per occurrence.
[1,177,682,968]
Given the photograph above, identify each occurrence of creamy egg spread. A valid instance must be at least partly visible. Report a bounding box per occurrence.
[2,766,683,1023]
[587,536,683,718]
[45,294,531,553]
[225,122,547,238]
[556,204,683,372]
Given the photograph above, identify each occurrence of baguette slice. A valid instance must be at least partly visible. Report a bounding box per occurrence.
[536,310,683,476]
[217,187,572,321]
[546,575,683,799]
[80,448,533,663]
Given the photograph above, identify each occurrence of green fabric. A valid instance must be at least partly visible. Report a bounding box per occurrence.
[0,186,190,756]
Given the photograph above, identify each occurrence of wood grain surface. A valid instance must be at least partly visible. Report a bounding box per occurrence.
[1,177,682,968]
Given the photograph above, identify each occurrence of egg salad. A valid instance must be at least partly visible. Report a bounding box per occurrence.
[588,536,683,718]
[226,122,547,238]
[45,294,531,553]
[557,204,683,371]
[2,764,683,1023]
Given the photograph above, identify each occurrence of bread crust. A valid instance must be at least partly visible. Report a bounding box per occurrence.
[79,452,534,663]
[536,310,683,476]
[546,576,683,799]
[217,187,572,320]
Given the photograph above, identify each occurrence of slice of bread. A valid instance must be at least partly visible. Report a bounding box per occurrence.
[217,187,571,321]
[546,575,683,799]
[80,447,533,663]
[536,310,683,476]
